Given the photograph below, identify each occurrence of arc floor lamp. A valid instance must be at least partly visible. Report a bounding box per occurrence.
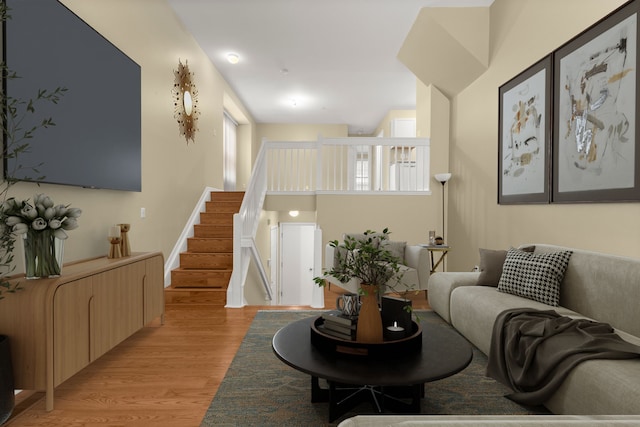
[434,173,452,241]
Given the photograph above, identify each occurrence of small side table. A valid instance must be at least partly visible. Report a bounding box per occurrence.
[420,245,451,273]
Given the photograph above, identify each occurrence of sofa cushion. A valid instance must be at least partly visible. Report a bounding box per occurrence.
[477,246,535,287]
[477,248,507,286]
[428,272,480,323]
[382,240,406,263]
[497,248,572,306]
[450,286,581,355]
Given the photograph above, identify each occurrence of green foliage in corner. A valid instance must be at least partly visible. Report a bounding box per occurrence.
[0,3,67,298]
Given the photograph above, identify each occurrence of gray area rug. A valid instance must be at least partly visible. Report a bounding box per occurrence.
[201,310,549,426]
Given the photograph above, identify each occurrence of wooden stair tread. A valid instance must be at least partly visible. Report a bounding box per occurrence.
[164,285,227,304]
[172,268,232,276]
[170,191,244,299]
[194,225,233,238]
[204,202,241,213]
[200,212,234,224]
[171,268,232,289]
[187,237,233,253]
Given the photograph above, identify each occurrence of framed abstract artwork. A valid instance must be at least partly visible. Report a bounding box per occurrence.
[498,55,552,204]
[553,0,640,203]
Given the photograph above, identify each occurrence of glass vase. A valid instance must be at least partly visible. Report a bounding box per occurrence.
[22,229,65,279]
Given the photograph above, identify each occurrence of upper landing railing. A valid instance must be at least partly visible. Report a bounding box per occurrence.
[265,136,431,194]
[225,136,431,307]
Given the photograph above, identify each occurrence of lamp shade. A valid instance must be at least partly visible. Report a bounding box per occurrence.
[434,173,452,183]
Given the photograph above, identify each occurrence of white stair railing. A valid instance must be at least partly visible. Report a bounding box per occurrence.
[226,136,430,307]
[266,136,431,194]
[226,142,271,307]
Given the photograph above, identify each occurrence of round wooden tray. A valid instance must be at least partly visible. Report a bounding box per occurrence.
[310,316,422,359]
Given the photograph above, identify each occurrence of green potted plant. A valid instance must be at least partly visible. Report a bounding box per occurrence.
[314,228,410,343]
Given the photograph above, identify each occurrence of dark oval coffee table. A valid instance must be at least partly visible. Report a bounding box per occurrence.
[272,315,472,422]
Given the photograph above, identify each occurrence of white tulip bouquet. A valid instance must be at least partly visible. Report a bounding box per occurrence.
[1,194,82,278]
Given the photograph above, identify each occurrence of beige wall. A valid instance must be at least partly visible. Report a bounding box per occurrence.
[3,0,255,274]
[316,195,433,246]
[257,123,348,142]
[418,83,451,242]
[373,110,416,137]
[446,0,633,271]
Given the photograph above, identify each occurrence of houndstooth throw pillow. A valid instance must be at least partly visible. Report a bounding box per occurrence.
[497,248,573,306]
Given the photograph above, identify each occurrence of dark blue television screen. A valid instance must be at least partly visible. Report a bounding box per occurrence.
[3,0,142,191]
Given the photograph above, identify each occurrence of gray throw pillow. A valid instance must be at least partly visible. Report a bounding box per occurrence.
[477,248,507,286]
[382,240,406,263]
[477,246,535,287]
[497,248,572,306]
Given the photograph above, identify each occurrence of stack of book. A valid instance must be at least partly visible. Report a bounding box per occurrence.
[319,310,357,341]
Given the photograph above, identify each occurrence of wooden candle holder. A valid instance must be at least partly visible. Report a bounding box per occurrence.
[108,237,122,259]
[118,223,131,257]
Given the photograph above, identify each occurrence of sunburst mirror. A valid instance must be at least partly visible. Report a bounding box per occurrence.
[172,59,199,144]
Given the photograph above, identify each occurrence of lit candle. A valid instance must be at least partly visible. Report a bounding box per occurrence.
[109,225,121,238]
[385,321,405,341]
[387,321,404,332]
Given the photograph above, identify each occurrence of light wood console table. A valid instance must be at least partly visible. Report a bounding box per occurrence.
[0,251,165,411]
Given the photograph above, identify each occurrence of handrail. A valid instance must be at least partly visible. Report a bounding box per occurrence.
[226,136,430,307]
[226,141,270,307]
[266,136,431,194]
[248,238,273,301]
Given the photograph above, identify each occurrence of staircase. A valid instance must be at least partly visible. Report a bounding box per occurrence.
[165,191,243,306]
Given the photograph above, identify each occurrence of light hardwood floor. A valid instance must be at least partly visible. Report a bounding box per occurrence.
[5,286,429,426]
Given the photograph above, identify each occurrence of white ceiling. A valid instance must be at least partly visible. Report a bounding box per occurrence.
[167,0,493,135]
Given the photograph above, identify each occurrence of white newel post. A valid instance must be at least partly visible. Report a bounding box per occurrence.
[226,213,246,308]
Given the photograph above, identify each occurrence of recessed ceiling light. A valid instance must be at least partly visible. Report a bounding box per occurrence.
[227,53,240,64]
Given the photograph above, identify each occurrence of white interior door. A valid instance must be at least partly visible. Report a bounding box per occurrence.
[269,226,278,300]
[279,223,315,305]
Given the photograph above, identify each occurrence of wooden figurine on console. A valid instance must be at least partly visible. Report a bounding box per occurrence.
[119,223,131,256]
[108,226,122,259]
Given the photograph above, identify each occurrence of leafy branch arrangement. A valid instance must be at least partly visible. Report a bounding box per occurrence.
[0,4,68,298]
[313,228,411,294]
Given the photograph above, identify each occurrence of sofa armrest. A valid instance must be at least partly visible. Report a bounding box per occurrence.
[428,272,480,324]
[405,245,430,290]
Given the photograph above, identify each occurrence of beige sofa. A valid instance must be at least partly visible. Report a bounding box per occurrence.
[427,244,640,415]
[338,244,640,425]
[323,232,431,294]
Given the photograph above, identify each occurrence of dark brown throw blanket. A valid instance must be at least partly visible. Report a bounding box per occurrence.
[486,308,640,406]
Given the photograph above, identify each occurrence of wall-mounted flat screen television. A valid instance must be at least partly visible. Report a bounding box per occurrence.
[3,0,142,191]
